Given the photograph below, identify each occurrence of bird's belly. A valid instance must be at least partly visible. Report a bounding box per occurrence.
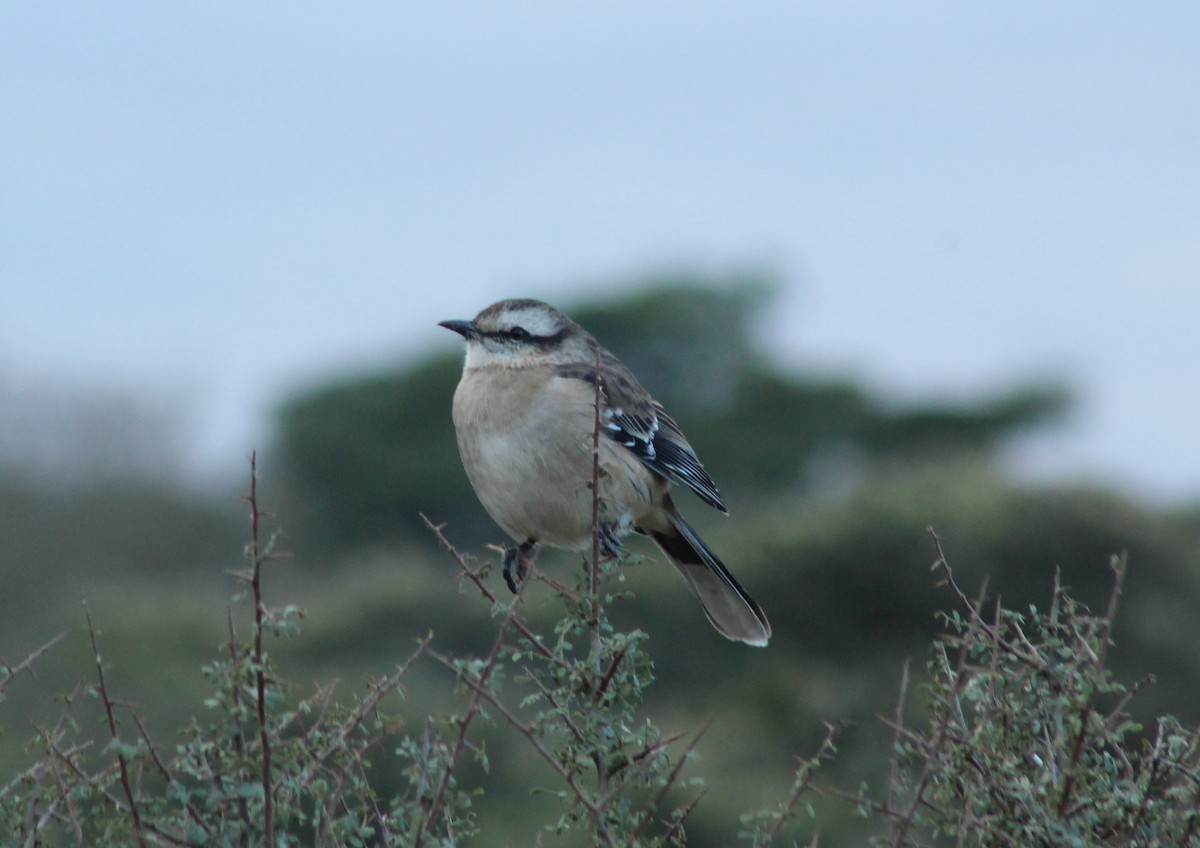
[454,389,656,548]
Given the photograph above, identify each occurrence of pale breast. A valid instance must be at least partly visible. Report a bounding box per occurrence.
[452,365,663,548]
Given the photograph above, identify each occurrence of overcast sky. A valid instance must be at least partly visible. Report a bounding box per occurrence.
[3,4,1197,498]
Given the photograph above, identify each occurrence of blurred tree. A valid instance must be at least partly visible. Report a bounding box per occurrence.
[273,356,467,547]
[272,274,1068,549]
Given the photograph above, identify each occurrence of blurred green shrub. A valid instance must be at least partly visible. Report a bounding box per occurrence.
[4,475,1197,847]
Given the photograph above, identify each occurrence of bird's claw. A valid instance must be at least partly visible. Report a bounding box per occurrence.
[501,539,536,594]
[597,523,624,560]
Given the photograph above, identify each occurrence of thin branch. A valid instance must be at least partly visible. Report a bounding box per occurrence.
[885,658,912,818]
[1101,673,1156,731]
[44,737,201,847]
[929,528,1044,671]
[1048,565,1064,627]
[1096,552,1127,670]
[432,648,618,848]
[421,514,566,670]
[295,636,430,788]
[244,450,274,844]
[653,722,709,813]
[890,530,995,846]
[526,669,591,749]
[1057,552,1128,818]
[593,643,630,704]
[21,688,89,840]
[764,721,841,843]
[586,345,614,803]
[0,632,66,696]
[589,344,603,611]
[660,785,709,844]
[224,606,252,835]
[132,712,212,841]
[85,605,147,848]
[415,581,528,846]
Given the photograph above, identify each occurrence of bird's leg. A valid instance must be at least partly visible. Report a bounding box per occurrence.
[502,538,537,594]
[596,522,624,560]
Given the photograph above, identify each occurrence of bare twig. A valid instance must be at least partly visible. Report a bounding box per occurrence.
[887,530,996,846]
[658,785,709,844]
[627,722,710,843]
[885,658,912,819]
[593,643,630,703]
[589,344,603,611]
[586,345,613,801]
[653,722,709,813]
[1048,565,1063,627]
[44,736,200,847]
[21,687,88,840]
[1096,552,1127,670]
[421,514,566,670]
[526,670,591,749]
[765,721,841,842]
[132,712,213,842]
[1057,552,1128,817]
[296,635,430,788]
[432,648,618,848]
[929,528,1044,671]
[223,606,252,835]
[0,632,66,696]
[415,578,529,846]
[85,605,147,848]
[243,450,275,844]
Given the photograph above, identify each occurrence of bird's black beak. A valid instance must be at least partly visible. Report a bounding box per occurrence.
[438,319,478,340]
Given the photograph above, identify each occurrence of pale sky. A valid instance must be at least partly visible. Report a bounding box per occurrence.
[3,4,1198,498]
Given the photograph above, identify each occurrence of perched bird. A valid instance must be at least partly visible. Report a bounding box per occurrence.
[440,298,771,646]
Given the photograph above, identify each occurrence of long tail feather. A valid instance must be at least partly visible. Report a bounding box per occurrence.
[647,511,771,646]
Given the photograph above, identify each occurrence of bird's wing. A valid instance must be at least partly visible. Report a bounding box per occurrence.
[556,351,727,514]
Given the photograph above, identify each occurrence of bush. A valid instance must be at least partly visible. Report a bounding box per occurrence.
[3,462,1197,847]
[846,536,1200,846]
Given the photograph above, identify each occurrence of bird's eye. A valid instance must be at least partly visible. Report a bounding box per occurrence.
[508,326,530,341]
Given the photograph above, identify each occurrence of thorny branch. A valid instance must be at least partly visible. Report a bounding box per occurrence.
[86,605,147,848]
[0,632,65,697]
[243,449,276,845]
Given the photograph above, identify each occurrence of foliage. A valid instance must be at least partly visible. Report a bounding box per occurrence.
[737,536,1200,848]
[4,460,1200,847]
[424,519,704,846]
[0,457,475,847]
[853,537,1200,846]
[0,458,704,847]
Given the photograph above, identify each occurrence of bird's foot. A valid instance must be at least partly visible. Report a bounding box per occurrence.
[596,522,624,560]
[501,539,537,594]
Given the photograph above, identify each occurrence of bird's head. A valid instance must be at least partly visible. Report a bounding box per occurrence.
[440,299,593,368]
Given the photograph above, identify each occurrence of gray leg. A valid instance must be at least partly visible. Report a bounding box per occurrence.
[597,523,624,559]
[502,538,537,594]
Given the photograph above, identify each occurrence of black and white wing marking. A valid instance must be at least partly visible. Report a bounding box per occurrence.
[643,404,726,513]
[557,350,727,514]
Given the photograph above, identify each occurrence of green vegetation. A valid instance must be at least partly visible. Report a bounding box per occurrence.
[3,276,1200,845]
[4,466,1198,845]
[857,544,1200,845]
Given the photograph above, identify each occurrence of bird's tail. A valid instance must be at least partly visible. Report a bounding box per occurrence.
[646,501,771,647]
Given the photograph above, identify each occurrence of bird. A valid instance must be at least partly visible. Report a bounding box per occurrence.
[439,298,771,646]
